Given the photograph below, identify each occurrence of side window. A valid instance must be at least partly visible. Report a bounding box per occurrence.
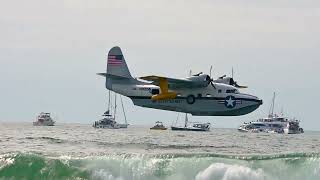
[226,90,231,93]
[151,89,159,95]
[218,89,222,93]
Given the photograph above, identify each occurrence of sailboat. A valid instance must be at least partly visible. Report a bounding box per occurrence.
[171,113,211,131]
[93,91,129,129]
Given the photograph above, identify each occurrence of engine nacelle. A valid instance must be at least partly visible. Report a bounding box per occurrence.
[151,92,177,101]
[213,76,247,88]
[213,77,233,85]
[185,74,210,87]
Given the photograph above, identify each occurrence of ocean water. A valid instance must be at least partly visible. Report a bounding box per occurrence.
[0,123,320,180]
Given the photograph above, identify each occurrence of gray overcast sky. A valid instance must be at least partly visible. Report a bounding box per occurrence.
[1,0,320,130]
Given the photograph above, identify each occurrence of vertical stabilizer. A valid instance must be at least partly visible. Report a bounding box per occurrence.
[107,46,132,79]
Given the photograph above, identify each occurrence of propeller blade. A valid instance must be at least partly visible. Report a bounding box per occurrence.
[210,82,216,89]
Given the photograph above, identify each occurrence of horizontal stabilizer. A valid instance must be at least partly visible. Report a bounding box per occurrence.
[97,73,107,77]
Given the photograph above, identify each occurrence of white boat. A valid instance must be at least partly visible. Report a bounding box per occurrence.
[171,113,211,132]
[93,91,129,129]
[238,116,303,134]
[33,112,55,126]
[238,93,304,134]
[93,111,120,129]
[150,121,167,130]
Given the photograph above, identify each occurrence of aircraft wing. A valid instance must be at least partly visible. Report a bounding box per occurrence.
[139,75,196,88]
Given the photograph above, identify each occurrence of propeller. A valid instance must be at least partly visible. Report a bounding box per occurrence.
[209,80,216,89]
[207,65,216,89]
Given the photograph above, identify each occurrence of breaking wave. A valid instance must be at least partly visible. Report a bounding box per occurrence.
[0,153,319,180]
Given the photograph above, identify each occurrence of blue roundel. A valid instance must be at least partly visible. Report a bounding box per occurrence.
[225,95,236,109]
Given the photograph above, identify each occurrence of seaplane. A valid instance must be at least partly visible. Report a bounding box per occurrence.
[97,46,263,116]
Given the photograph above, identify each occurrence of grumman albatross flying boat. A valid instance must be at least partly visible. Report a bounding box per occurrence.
[97,46,262,116]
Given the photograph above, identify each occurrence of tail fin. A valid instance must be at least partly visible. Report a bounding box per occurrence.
[106,46,132,79]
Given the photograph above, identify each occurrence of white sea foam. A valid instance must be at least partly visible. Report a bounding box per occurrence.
[0,153,15,169]
[92,169,125,180]
[195,163,265,180]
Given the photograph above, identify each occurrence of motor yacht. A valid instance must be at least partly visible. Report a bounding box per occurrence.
[33,112,55,126]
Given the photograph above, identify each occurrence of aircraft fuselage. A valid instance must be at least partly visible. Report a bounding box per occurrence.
[108,80,262,116]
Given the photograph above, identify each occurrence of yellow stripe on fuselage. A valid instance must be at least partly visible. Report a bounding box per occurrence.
[152,78,177,101]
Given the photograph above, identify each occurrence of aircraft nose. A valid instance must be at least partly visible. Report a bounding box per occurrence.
[243,94,263,106]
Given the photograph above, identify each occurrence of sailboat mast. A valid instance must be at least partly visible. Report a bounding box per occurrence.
[120,95,127,125]
[269,92,276,117]
[108,90,111,113]
[114,92,117,119]
[272,92,276,116]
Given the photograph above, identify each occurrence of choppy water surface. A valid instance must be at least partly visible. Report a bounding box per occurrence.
[1,123,320,180]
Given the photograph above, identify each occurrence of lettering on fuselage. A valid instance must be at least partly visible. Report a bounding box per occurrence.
[152,99,184,104]
[132,87,152,91]
[139,87,152,91]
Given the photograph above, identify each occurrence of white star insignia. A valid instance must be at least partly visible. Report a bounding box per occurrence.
[226,97,235,107]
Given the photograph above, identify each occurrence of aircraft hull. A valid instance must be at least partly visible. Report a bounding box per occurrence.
[129,96,262,116]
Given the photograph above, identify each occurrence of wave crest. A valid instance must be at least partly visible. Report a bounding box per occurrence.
[1,153,320,180]
[196,163,265,180]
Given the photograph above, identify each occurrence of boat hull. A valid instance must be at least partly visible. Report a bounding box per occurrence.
[171,126,209,132]
[150,127,167,130]
[118,124,129,128]
[33,122,55,126]
[237,128,249,132]
[93,125,120,129]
